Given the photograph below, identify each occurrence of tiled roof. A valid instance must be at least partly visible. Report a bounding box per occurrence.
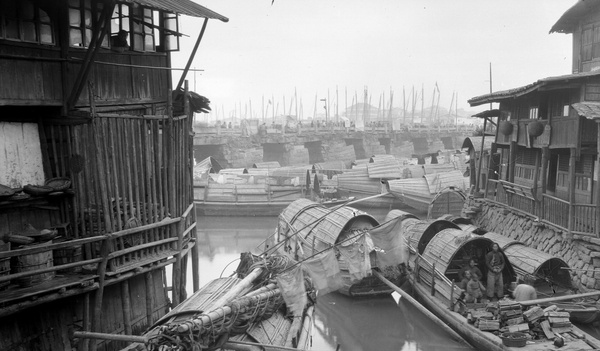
[468,70,600,107]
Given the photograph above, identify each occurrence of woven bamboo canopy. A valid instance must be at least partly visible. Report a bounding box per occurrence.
[435,214,472,225]
[278,199,378,257]
[481,231,520,249]
[403,220,460,254]
[503,243,572,289]
[427,188,467,220]
[383,209,419,223]
[422,228,516,282]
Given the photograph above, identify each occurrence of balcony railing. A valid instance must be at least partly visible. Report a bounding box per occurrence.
[486,180,597,236]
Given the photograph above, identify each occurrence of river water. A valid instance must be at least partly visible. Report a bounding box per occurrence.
[185,207,476,351]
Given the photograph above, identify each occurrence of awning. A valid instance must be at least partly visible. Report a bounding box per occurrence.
[472,109,501,118]
[122,0,229,22]
[572,101,600,120]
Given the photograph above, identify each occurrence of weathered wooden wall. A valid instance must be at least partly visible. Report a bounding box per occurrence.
[0,122,45,187]
[0,43,168,108]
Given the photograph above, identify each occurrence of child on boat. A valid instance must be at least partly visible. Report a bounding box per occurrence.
[465,272,486,303]
[459,270,472,290]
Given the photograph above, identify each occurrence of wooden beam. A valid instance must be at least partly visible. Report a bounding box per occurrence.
[175,18,209,92]
[67,1,115,110]
[121,281,132,335]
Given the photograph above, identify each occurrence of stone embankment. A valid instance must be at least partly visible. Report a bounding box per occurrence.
[467,198,600,292]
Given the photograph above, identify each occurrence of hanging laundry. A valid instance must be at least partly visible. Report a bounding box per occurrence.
[337,232,371,283]
[302,249,343,295]
[368,217,408,269]
[276,265,307,318]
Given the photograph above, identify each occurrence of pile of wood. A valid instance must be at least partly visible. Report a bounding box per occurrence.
[466,300,575,340]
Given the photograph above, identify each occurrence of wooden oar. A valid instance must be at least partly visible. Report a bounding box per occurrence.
[372,271,470,346]
[520,291,600,307]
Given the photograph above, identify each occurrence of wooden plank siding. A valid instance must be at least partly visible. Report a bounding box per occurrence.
[0,43,168,108]
[0,45,63,105]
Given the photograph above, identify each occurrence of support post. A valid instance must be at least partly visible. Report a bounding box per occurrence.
[568,147,577,235]
[475,118,488,193]
[431,262,436,296]
[508,140,517,183]
[121,281,132,336]
[90,238,112,351]
[596,121,600,236]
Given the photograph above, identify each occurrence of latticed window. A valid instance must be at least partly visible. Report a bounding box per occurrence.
[131,6,155,52]
[0,0,54,45]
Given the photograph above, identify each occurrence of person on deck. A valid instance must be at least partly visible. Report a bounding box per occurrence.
[458,258,482,282]
[486,242,505,301]
[465,271,486,303]
[513,276,537,302]
[458,270,472,290]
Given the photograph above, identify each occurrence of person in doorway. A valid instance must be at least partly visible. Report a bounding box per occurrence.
[486,242,505,301]
[513,276,537,302]
[458,257,483,282]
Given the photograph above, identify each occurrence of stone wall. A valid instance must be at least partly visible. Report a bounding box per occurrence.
[467,198,600,292]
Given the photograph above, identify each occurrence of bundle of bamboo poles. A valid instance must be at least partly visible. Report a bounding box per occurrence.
[144,253,314,351]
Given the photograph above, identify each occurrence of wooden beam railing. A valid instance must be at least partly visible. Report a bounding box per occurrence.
[572,203,597,235]
[541,194,569,231]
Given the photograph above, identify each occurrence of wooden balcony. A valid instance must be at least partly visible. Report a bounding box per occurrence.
[0,205,196,319]
[486,180,597,236]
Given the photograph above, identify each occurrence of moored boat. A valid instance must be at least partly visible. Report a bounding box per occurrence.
[273,199,408,297]
[404,227,600,350]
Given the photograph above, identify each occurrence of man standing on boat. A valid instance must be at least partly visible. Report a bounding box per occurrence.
[486,242,505,301]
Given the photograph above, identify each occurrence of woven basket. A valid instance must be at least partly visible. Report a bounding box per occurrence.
[45,177,72,191]
[500,332,527,347]
[0,184,16,199]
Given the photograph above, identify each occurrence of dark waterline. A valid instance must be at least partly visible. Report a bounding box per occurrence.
[187,207,476,351]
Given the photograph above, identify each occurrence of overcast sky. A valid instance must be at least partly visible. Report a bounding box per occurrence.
[171,0,575,120]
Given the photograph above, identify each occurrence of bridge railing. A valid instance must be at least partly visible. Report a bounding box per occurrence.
[193,123,477,135]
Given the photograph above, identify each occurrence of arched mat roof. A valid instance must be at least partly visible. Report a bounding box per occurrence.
[279,199,378,257]
[435,214,472,225]
[482,231,521,249]
[384,209,419,223]
[504,243,572,289]
[461,136,493,154]
[428,188,467,220]
[422,228,516,280]
[404,220,460,254]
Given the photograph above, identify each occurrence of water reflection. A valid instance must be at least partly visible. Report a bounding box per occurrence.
[188,209,476,351]
[312,292,474,351]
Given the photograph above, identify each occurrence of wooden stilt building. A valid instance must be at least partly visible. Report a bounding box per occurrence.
[0,1,228,350]
[468,0,600,237]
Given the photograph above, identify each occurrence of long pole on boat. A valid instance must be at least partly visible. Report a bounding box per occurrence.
[475,63,492,193]
[372,271,470,346]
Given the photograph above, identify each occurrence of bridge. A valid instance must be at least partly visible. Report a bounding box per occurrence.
[192,124,479,168]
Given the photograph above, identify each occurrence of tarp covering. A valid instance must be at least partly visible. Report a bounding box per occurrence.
[368,216,409,268]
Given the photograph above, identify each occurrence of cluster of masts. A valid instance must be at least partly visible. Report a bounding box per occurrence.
[197,84,465,126]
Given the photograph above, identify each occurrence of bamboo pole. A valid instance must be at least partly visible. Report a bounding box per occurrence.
[121,281,132,335]
[296,305,314,349]
[145,272,155,326]
[206,267,264,311]
[90,237,112,351]
[520,291,600,306]
[373,271,469,345]
[80,293,91,351]
[176,18,208,91]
